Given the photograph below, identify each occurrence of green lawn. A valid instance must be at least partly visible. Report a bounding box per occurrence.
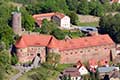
[17,64,72,80]
[62,30,85,38]
[4,67,19,80]
[79,21,99,27]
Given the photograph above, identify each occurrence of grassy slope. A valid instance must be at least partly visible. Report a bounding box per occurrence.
[4,68,19,80]
[17,64,72,80]
[79,21,99,27]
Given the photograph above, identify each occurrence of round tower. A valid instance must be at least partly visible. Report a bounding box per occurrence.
[12,12,22,35]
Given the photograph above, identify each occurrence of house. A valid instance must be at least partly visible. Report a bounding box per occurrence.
[15,34,52,63]
[61,67,81,80]
[89,59,98,72]
[98,66,120,79]
[33,12,70,29]
[15,34,116,64]
[76,60,89,75]
[60,61,89,80]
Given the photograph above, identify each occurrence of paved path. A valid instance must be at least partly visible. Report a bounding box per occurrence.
[10,64,40,80]
[10,66,25,80]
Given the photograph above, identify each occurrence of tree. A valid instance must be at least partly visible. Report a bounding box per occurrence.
[26,4,42,14]
[0,1,14,49]
[89,1,97,13]
[91,3,104,17]
[40,19,57,34]
[46,52,60,68]
[66,0,79,12]
[0,50,11,70]
[39,0,69,13]
[111,3,120,11]
[77,0,90,15]
[99,14,120,43]
[0,24,14,49]
[102,0,112,12]
[67,11,79,25]
[11,53,18,65]
[21,8,35,31]
[0,66,4,80]
[52,28,66,40]
[33,27,41,33]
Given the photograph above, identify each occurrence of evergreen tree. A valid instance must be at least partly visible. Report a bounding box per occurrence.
[67,11,79,25]
[77,0,90,15]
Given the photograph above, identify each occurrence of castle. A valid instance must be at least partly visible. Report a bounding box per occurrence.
[15,34,116,64]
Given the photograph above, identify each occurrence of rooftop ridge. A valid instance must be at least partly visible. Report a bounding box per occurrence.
[15,34,115,51]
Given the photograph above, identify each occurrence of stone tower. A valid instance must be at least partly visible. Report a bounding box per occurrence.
[12,12,22,35]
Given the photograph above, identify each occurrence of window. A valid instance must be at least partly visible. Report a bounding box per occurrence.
[20,49,22,52]
[75,52,77,54]
[95,49,98,51]
[71,52,73,54]
[27,53,29,56]
[88,50,90,52]
[30,54,33,56]
[80,51,83,53]
[66,53,68,55]
[104,48,107,50]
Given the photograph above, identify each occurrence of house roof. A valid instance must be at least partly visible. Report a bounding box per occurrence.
[98,67,119,73]
[48,34,115,51]
[54,12,65,19]
[63,67,80,77]
[32,12,65,26]
[89,59,98,67]
[15,34,115,51]
[32,12,55,19]
[15,37,27,48]
[15,34,52,48]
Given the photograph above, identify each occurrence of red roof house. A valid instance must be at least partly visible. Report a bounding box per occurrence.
[16,34,52,48]
[15,34,115,63]
[33,12,70,29]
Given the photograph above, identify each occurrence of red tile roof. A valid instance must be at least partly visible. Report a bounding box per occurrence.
[32,12,65,26]
[33,12,55,19]
[89,59,98,67]
[15,34,52,48]
[54,12,65,19]
[15,37,27,48]
[15,34,115,51]
[63,67,80,77]
[48,34,115,51]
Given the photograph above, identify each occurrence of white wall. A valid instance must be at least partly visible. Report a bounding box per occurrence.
[61,16,70,29]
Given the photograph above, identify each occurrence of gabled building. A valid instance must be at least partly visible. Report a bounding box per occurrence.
[15,34,116,64]
[33,12,70,29]
[62,67,81,80]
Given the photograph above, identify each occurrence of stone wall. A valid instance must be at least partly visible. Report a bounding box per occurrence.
[17,46,46,63]
[16,44,116,64]
[59,44,115,64]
